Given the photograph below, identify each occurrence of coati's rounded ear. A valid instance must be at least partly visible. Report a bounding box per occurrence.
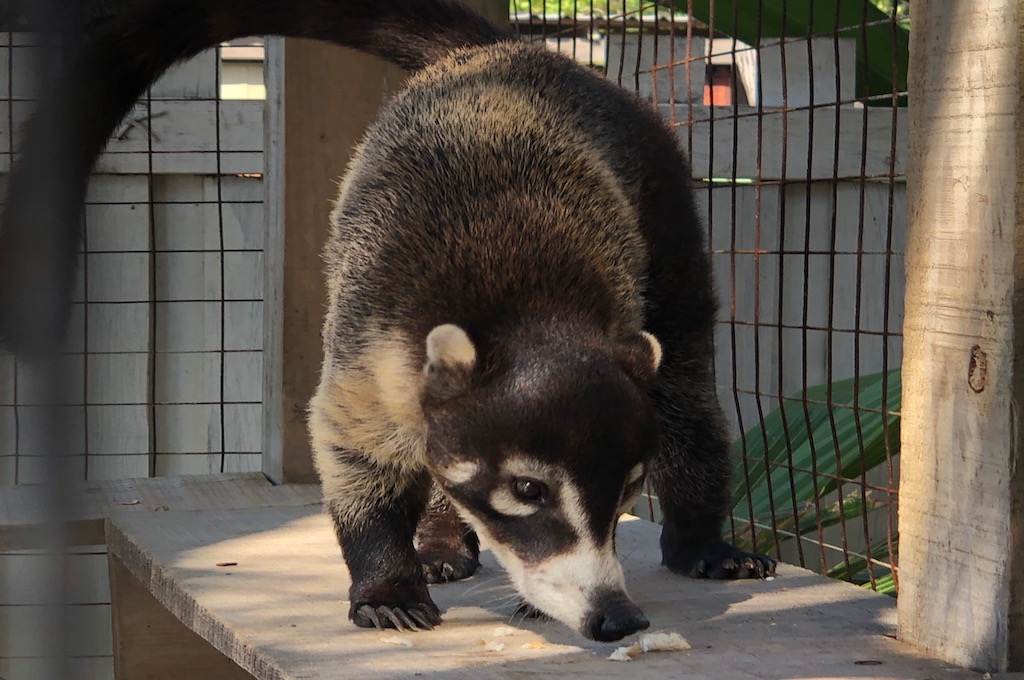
[617,331,663,386]
[423,324,477,401]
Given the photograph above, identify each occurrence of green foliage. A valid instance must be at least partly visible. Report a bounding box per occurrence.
[827,535,898,594]
[510,0,652,15]
[509,1,909,100]
[870,0,910,25]
[729,369,900,593]
[864,571,896,595]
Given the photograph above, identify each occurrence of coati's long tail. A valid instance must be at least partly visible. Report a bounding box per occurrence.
[0,0,510,355]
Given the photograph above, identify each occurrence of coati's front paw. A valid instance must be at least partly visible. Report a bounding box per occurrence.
[663,537,777,580]
[352,602,442,630]
[419,546,480,583]
[349,581,442,631]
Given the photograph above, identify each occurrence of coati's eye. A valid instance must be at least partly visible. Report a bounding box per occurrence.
[511,477,548,503]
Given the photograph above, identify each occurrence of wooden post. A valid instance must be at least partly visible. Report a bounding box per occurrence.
[262,40,405,484]
[262,2,510,483]
[899,1,1024,672]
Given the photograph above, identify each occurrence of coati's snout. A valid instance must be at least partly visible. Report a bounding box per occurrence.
[501,540,649,641]
[420,323,662,639]
[584,591,650,641]
[436,462,651,639]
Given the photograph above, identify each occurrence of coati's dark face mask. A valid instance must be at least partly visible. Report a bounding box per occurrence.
[419,324,661,641]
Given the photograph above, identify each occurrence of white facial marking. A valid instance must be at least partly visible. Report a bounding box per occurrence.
[500,454,559,481]
[517,542,626,629]
[457,478,629,634]
[425,324,476,367]
[559,479,591,539]
[486,455,554,517]
[437,460,480,485]
[488,486,540,517]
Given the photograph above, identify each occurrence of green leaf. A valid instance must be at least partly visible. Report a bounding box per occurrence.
[510,0,649,15]
[731,369,900,530]
[681,0,909,102]
[863,572,897,596]
[826,534,898,581]
[728,370,900,591]
[732,490,885,554]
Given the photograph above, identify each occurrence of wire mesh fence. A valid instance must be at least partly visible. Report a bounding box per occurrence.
[513,0,907,595]
[1,0,906,606]
[0,9,267,489]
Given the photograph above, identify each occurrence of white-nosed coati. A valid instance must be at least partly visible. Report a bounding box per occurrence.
[0,0,776,642]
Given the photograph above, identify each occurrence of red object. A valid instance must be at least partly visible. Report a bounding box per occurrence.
[704,65,734,106]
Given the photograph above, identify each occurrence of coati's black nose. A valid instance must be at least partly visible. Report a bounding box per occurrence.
[584,599,650,642]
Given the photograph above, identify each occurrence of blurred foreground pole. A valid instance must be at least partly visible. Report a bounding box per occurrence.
[4,0,88,677]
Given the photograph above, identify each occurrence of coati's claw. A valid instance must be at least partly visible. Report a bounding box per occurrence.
[357,605,384,630]
[353,603,440,631]
[419,548,480,584]
[700,549,776,580]
[664,537,777,580]
[381,606,415,631]
[407,608,436,630]
[739,555,765,578]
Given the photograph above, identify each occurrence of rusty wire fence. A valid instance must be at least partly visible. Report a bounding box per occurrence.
[514,0,907,595]
[0,0,906,609]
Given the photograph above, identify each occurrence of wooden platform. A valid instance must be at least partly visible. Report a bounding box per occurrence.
[105,504,990,680]
[0,472,320,549]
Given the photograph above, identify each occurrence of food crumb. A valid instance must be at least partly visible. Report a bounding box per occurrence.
[492,626,516,637]
[607,631,691,662]
[521,641,546,650]
[639,631,691,653]
[380,635,413,647]
[608,645,637,662]
[482,641,505,652]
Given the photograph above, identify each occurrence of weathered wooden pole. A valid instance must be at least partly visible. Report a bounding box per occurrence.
[899,0,1024,672]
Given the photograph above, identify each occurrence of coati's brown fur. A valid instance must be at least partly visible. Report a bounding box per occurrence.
[0,0,775,642]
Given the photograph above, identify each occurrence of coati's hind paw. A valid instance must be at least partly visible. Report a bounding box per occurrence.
[418,546,480,583]
[664,538,777,580]
[414,491,480,584]
[351,601,442,631]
